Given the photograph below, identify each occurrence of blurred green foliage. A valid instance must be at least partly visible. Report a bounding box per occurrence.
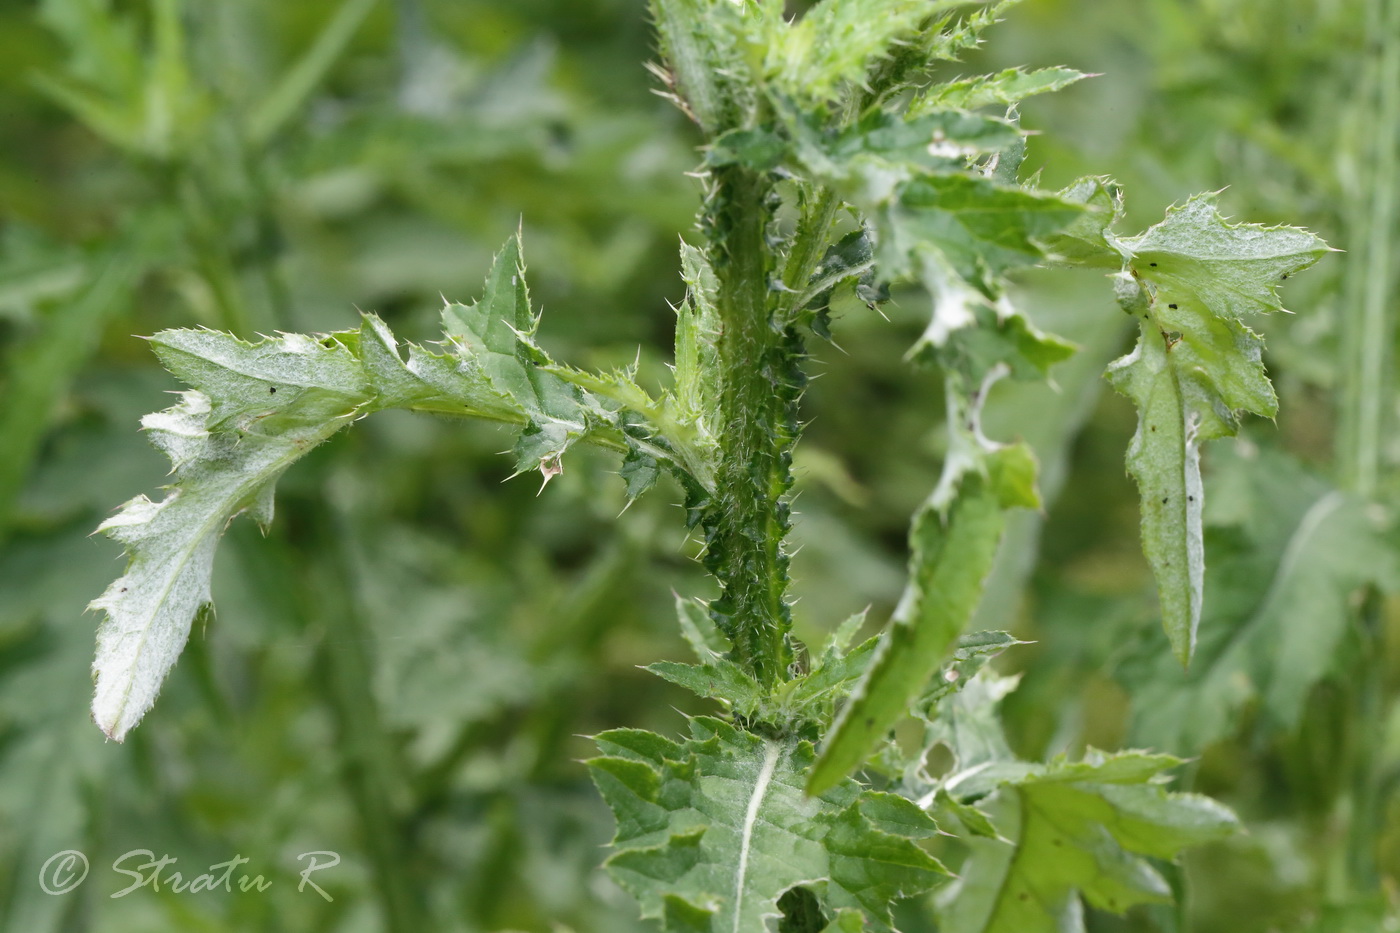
[1,0,1397,931]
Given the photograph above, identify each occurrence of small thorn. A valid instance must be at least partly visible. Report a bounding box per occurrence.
[537,454,564,494]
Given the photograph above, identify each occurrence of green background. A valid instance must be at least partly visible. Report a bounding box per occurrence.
[1,1,1395,930]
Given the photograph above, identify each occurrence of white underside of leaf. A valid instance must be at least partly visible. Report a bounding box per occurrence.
[90,391,354,741]
[733,739,781,933]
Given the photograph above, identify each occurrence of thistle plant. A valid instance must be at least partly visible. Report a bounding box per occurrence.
[86,1,1331,929]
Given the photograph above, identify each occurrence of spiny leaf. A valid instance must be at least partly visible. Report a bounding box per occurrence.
[921,66,1091,111]
[353,312,520,420]
[716,106,1022,178]
[649,0,757,133]
[588,717,949,932]
[654,602,880,729]
[767,0,976,104]
[676,593,731,661]
[908,270,1077,381]
[940,750,1239,932]
[1042,176,1123,268]
[819,608,872,664]
[915,1,1018,65]
[147,328,370,431]
[877,174,1085,287]
[894,647,1031,804]
[90,368,369,741]
[90,237,710,741]
[914,674,1236,931]
[915,632,1029,726]
[808,444,1036,795]
[705,126,789,172]
[1105,198,1330,664]
[764,632,882,729]
[842,0,1019,108]
[913,669,1028,803]
[1117,192,1333,320]
[672,241,723,450]
[792,227,878,319]
[790,111,1031,211]
[89,317,520,743]
[1105,309,1208,666]
[832,110,1023,166]
[440,235,710,490]
[648,658,766,717]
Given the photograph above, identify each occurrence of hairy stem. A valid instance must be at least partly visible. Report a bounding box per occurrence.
[702,165,802,687]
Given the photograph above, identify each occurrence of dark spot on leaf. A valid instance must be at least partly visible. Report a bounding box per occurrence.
[1188,495,1195,502]
[1150,262,1158,267]
[1150,425,1156,432]
[1282,272,1289,279]
[1019,892,1029,901]
[1168,303,1178,309]
[865,718,874,728]
[1161,497,1168,504]
[120,587,128,593]
[269,387,277,394]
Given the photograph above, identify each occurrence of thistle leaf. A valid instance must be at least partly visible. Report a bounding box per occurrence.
[673,241,723,448]
[1105,198,1330,664]
[1042,176,1123,268]
[921,66,1091,111]
[440,235,711,491]
[915,1,1019,66]
[1117,193,1333,320]
[940,751,1239,932]
[90,237,708,741]
[876,174,1085,287]
[656,601,880,728]
[589,717,949,932]
[1105,315,1208,667]
[676,593,731,661]
[807,444,1035,795]
[769,0,975,104]
[90,332,373,740]
[916,632,1029,727]
[648,0,755,133]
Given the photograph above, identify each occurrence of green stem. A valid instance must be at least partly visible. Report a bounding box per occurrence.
[702,165,800,688]
[1336,0,1399,899]
[1338,0,1399,496]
